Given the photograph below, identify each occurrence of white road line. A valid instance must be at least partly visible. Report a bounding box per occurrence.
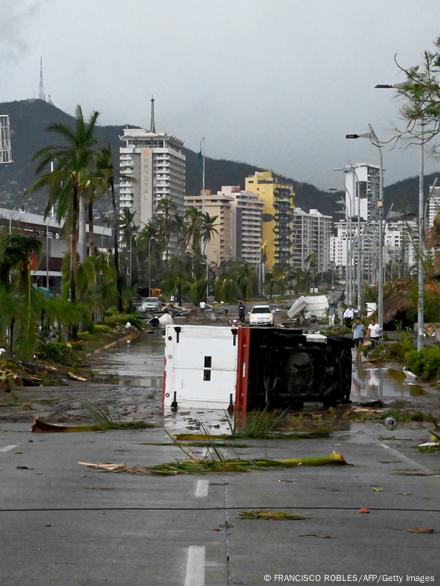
[184,546,205,586]
[378,442,436,475]
[0,444,19,453]
[195,479,209,498]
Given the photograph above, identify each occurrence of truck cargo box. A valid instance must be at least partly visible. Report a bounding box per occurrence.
[162,325,353,412]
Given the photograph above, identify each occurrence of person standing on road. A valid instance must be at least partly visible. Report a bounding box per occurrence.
[343,305,355,328]
[367,317,381,347]
[199,299,207,318]
[328,303,336,327]
[238,301,246,322]
[352,318,365,350]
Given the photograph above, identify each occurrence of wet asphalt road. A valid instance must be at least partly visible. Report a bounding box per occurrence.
[1,334,440,585]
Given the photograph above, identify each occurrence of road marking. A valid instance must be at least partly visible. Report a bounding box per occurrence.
[0,444,19,453]
[378,442,435,475]
[184,546,205,586]
[195,480,209,498]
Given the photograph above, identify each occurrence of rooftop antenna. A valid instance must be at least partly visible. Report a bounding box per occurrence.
[38,56,45,101]
[150,96,156,133]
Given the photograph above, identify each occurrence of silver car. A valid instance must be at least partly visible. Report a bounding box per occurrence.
[140,297,162,312]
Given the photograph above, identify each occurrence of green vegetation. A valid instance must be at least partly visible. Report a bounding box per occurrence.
[406,347,440,381]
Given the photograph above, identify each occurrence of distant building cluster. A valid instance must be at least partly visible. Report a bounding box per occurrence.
[114,106,433,289]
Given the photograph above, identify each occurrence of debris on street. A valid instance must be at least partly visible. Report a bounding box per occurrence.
[78,451,348,476]
[239,511,308,521]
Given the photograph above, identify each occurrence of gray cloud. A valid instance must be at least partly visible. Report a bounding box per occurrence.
[2,0,440,189]
[0,1,44,60]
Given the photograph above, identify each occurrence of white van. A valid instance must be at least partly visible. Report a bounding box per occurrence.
[249,304,274,326]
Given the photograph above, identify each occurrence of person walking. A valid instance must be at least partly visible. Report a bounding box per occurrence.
[238,301,246,322]
[352,318,365,352]
[328,303,336,327]
[367,317,381,347]
[199,299,207,318]
[343,304,355,328]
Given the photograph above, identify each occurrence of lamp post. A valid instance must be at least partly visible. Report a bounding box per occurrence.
[375,83,425,350]
[330,177,354,304]
[346,128,384,334]
[148,236,157,296]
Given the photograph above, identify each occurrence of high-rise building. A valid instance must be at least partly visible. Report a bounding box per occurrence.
[184,190,233,266]
[384,219,418,273]
[218,186,263,266]
[291,208,332,273]
[428,183,440,228]
[344,163,380,221]
[119,117,186,227]
[245,171,295,270]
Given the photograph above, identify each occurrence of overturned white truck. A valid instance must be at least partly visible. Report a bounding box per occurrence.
[163,325,353,413]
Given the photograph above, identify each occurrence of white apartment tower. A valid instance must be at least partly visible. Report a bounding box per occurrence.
[291,208,332,273]
[345,163,380,220]
[428,183,440,228]
[219,186,263,266]
[119,101,186,226]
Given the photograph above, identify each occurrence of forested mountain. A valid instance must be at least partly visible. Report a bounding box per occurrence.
[0,99,437,216]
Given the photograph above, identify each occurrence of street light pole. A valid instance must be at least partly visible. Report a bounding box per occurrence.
[375,83,425,350]
[417,124,425,350]
[330,180,354,305]
[148,236,157,296]
[346,128,384,333]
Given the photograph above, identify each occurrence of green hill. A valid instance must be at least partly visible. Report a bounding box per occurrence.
[0,99,437,216]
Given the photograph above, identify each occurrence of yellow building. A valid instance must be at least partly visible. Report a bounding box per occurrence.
[245,171,295,270]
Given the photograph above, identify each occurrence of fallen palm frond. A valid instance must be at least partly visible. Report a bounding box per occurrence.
[173,429,330,442]
[139,441,250,448]
[79,451,348,476]
[417,442,440,453]
[239,511,307,521]
[32,416,154,433]
[417,415,440,451]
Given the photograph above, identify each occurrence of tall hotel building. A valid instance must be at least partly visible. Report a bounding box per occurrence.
[119,106,186,226]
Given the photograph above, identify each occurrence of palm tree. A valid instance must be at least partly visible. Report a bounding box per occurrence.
[201,212,218,255]
[0,234,42,356]
[173,212,188,253]
[305,252,317,292]
[157,197,176,263]
[235,263,257,300]
[96,145,123,312]
[30,105,99,330]
[185,206,203,254]
[120,208,139,287]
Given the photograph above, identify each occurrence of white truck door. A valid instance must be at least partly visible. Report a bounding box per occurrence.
[163,325,238,409]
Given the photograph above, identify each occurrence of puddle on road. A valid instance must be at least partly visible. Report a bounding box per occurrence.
[351,361,433,405]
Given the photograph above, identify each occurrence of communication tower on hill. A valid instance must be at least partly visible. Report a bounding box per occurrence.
[38,56,46,101]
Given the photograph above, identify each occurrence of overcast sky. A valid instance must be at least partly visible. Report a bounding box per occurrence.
[2,0,440,190]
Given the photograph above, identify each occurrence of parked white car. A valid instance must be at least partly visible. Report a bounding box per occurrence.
[140,297,162,312]
[249,304,274,326]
